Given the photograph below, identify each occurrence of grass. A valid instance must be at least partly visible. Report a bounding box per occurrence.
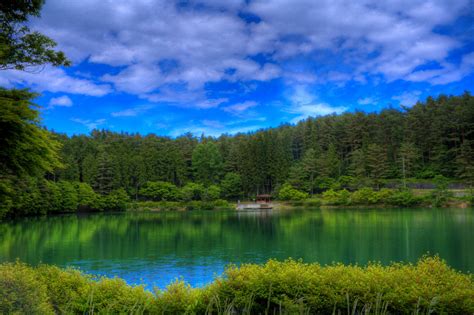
[1,256,473,314]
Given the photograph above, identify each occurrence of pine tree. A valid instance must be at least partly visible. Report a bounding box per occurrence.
[93,148,114,195]
[366,144,389,188]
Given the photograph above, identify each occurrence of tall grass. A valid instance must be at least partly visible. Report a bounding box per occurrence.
[1,256,472,314]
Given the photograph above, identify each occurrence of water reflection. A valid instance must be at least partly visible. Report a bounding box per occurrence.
[0,208,472,288]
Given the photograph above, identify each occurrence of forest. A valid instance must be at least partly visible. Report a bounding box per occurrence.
[1,89,473,218]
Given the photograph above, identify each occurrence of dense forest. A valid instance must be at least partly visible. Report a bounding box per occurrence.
[1,90,473,218]
[53,92,474,194]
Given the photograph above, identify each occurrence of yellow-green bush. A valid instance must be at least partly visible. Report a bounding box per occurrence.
[1,257,472,314]
[0,262,54,314]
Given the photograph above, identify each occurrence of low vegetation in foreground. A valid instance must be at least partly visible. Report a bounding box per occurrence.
[1,257,472,314]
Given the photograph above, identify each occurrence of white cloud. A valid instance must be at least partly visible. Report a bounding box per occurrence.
[223,101,258,115]
[111,104,154,117]
[393,91,422,107]
[71,118,106,130]
[49,95,73,108]
[357,97,377,105]
[1,0,470,111]
[287,86,347,123]
[0,67,111,96]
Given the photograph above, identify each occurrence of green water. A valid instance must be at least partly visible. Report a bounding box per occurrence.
[0,208,472,288]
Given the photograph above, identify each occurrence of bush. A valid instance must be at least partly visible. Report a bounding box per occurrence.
[181,183,205,201]
[210,257,474,314]
[139,181,181,201]
[351,187,379,204]
[278,183,309,201]
[388,189,421,207]
[0,262,54,314]
[203,185,221,201]
[1,257,473,314]
[322,189,351,205]
[98,188,131,211]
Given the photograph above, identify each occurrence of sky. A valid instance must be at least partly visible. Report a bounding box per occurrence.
[0,0,473,137]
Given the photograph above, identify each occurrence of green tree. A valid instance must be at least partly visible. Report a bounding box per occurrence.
[399,142,421,188]
[93,148,114,195]
[220,173,242,200]
[278,183,308,201]
[456,140,474,188]
[139,181,180,201]
[366,144,389,188]
[192,142,223,185]
[180,182,205,201]
[0,0,70,71]
[203,185,221,201]
[76,182,98,210]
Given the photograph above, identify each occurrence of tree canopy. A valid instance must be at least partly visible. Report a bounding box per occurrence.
[0,0,70,71]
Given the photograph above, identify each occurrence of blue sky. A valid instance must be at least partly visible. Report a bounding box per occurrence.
[0,0,473,137]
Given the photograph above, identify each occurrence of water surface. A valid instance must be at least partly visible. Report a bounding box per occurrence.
[0,208,472,288]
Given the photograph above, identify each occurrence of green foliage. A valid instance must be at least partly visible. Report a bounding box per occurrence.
[351,187,380,204]
[192,142,223,185]
[0,262,54,314]
[388,190,421,207]
[0,0,70,71]
[203,185,221,201]
[58,181,79,212]
[76,182,98,209]
[220,172,242,200]
[278,183,309,200]
[139,181,181,201]
[98,188,130,211]
[181,182,205,201]
[2,258,472,314]
[431,175,452,207]
[0,89,63,177]
[322,189,351,205]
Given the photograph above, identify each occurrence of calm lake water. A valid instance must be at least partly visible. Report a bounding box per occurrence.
[0,208,472,289]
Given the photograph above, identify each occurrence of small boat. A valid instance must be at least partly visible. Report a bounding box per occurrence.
[236,194,273,210]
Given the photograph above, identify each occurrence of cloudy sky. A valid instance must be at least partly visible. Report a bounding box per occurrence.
[1,0,473,136]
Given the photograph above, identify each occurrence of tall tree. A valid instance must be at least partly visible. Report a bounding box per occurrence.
[0,0,70,71]
[192,142,223,185]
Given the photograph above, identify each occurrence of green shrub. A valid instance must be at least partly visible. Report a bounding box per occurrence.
[0,262,54,314]
[154,281,205,314]
[98,188,131,211]
[388,189,421,207]
[212,199,230,209]
[203,185,221,201]
[351,187,379,204]
[181,183,205,201]
[278,183,309,201]
[209,257,474,314]
[139,181,181,201]
[322,189,351,205]
[1,257,473,314]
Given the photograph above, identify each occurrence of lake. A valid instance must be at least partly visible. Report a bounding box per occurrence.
[0,208,472,289]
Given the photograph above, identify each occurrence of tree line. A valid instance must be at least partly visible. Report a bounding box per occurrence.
[52,92,473,195]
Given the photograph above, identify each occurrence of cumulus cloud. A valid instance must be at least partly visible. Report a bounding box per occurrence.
[393,91,423,107]
[111,104,154,117]
[287,86,347,123]
[1,0,472,116]
[223,101,258,115]
[49,95,73,108]
[71,118,106,130]
[0,67,111,96]
[357,97,377,106]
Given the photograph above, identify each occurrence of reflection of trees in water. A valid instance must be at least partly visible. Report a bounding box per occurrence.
[0,209,472,272]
